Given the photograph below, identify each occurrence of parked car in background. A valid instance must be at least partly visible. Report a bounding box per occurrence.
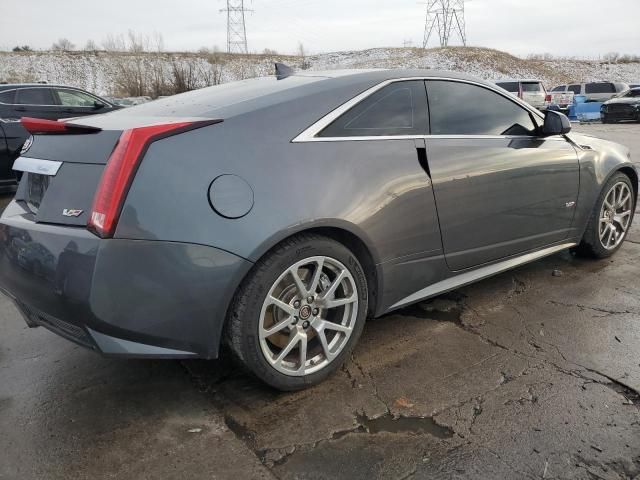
[0,84,121,193]
[0,68,636,390]
[496,79,548,110]
[552,82,629,103]
[629,83,640,89]
[601,87,640,123]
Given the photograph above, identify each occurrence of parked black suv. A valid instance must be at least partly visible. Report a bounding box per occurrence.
[0,84,121,193]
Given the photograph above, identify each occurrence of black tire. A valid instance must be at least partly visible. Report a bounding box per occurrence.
[225,233,368,391]
[602,115,612,124]
[574,172,636,258]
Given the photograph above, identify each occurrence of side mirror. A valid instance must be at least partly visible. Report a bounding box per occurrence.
[93,101,106,110]
[542,110,571,136]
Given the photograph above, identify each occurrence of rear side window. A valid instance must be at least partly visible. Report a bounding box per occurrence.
[427,81,537,136]
[318,80,428,137]
[0,89,15,103]
[496,82,519,92]
[568,85,581,94]
[15,88,54,105]
[55,89,98,107]
[585,83,616,94]
[551,85,566,92]
[521,82,543,92]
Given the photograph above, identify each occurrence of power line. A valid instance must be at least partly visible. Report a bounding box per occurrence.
[221,0,252,54]
[422,0,467,49]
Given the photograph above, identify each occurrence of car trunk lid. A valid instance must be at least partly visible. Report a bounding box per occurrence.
[13,116,220,231]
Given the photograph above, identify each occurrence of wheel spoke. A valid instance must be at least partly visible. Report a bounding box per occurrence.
[263,316,294,337]
[268,296,296,316]
[317,330,335,361]
[308,258,325,296]
[290,267,308,297]
[607,227,615,247]
[618,193,631,209]
[323,294,357,309]
[319,270,346,302]
[274,332,301,366]
[296,334,308,374]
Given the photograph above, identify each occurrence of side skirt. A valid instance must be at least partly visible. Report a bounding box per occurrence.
[387,242,576,311]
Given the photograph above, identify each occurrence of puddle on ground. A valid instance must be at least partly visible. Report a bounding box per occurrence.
[355,413,454,439]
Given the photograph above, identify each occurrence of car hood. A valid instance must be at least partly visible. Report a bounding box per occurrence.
[604,97,640,105]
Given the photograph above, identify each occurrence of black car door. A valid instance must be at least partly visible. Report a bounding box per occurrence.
[52,88,113,119]
[13,87,60,119]
[424,80,580,271]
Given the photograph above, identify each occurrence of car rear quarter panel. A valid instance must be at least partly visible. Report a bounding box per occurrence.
[116,98,445,315]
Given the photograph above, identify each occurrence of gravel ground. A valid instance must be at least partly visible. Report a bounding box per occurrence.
[1,123,640,480]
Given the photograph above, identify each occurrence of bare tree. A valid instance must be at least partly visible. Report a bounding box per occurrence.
[51,38,75,52]
[102,33,126,52]
[84,39,98,51]
[263,48,278,55]
[298,42,310,69]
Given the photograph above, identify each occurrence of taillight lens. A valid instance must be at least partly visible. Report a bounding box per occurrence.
[21,117,101,134]
[88,120,220,238]
[545,94,552,102]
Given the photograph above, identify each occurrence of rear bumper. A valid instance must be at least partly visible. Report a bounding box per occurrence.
[0,201,253,358]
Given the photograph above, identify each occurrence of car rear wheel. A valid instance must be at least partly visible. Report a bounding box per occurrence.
[574,173,636,258]
[225,233,368,390]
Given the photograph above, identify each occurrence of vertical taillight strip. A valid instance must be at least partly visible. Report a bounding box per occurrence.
[87,120,222,238]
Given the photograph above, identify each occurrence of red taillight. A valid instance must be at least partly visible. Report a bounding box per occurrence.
[545,94,552,102]
[21,117,101,134]
[87,120,221,238]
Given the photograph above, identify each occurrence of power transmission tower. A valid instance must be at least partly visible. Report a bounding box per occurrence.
[422,0,467,49]
[221,0,251,54]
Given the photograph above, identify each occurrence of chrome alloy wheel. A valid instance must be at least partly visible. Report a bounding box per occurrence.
[599,181,634,250]
[258,256,359,376]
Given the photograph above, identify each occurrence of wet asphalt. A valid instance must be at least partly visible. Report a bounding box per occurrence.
[1,123,640,480]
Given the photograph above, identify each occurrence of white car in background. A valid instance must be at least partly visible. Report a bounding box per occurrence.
[551,82,630,103]
[495,79,548,110]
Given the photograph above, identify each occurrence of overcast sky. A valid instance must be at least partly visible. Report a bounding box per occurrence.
[1,0,638,58]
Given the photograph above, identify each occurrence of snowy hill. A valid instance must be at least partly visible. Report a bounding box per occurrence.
[1,47,639,97]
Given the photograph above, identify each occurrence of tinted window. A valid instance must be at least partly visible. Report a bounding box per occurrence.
[56,89,98,107]
[496,82,519,92]
[0,89,15,103]
[568,85,581,94]
[427,81,538,136]
[15,88,54,105]
[551,85,566,92]
[318,81,428,137]
[522,82,543,92]
[585,83,615,94]
[628,89,640,97]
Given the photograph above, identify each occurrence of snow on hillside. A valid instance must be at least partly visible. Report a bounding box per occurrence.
[1,47,639,97]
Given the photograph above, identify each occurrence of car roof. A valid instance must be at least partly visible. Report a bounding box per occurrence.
[0,83,86,90]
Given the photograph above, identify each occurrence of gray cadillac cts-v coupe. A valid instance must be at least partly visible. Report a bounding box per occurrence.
[0,68,637,390]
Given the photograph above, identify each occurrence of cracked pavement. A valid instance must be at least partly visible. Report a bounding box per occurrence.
[1,123,640,479]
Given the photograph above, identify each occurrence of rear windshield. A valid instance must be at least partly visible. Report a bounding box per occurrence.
[585,83,615,94]
[105,76,325,118]
[568,85,581,94]
[521,82,543,92]
[551,85,566,92]
[496,82,519,92]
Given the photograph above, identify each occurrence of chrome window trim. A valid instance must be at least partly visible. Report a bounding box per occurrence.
[388,242,577,311]
[292,76,546,143]
[13,157,63,176]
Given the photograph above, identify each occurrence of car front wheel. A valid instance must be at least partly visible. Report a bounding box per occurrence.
[575,172,636,258]
[225,233,368,390]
